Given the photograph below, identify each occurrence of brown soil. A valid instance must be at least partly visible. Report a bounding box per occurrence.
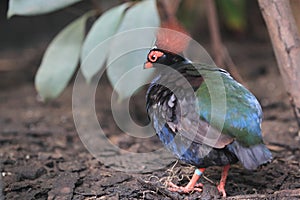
[1,39,300,200]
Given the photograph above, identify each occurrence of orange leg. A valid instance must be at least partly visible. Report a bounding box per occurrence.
[217,164,230,197]
[168,168,205,193]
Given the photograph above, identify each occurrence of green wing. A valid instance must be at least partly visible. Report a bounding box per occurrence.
[192,65,263,147]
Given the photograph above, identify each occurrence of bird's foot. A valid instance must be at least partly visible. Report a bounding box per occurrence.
[217,182,226,198]
[217,164,230,198]
[167,181,203,193]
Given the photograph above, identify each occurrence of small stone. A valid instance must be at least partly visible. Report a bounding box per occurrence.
[17,165,46,180]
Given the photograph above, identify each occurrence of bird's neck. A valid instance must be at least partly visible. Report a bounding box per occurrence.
[153,63,204,92]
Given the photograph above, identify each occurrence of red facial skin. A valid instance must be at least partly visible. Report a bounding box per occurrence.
[144,50,164,69]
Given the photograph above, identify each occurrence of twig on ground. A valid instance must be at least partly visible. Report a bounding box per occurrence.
[138,178,180,200]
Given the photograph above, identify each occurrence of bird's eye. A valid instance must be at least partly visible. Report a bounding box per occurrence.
[150,55,156,62]
[148,52,158,62]
[148,50,164,63]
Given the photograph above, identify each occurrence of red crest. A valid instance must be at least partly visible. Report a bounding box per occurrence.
[156,19,190,54]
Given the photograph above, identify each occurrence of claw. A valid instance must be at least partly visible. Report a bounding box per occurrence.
[195,182,203,188]
[217,164,230,198]
[167,181,203,193]
[217,183,227,197]
[166,168,205,194]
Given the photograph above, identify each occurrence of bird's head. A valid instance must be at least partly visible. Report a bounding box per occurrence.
[144,19,191,69]
[144,48,189,69]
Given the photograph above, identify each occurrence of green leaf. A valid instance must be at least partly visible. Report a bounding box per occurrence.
[7,0,82,18]
[116,0,160,32]
[107,0,160,100]
[35,11,94,101]
[81,3,130,82]
[107,49,156,101]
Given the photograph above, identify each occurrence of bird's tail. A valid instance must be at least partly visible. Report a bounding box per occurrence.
[229,141,272,170]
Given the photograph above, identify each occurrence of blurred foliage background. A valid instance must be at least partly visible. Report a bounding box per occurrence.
[1,0,298,99]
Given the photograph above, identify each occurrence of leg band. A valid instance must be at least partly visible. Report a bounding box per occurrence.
[195,169,203,176]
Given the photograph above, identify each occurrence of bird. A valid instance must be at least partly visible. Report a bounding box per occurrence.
[144,32,272,197]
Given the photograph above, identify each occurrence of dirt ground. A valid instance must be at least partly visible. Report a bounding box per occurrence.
[1,37,300,200]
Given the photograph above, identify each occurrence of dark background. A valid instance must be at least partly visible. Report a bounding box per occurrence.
[1,0,299,199]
